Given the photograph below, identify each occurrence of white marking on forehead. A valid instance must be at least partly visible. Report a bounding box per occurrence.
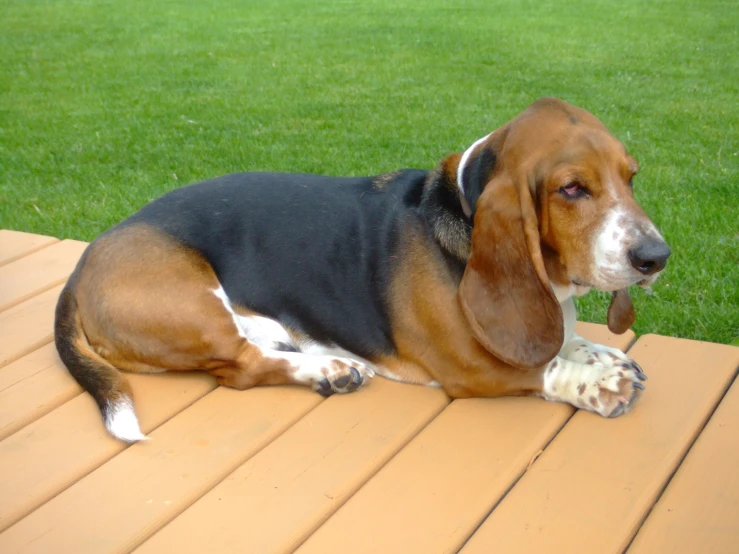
[456,132,493,195]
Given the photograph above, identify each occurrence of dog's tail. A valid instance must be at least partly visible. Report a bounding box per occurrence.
[54,280,147,442]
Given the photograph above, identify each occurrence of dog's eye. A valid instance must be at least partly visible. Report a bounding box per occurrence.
[559,182,587,198]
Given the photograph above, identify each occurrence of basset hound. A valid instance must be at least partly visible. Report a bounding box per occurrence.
[55,98,670,442]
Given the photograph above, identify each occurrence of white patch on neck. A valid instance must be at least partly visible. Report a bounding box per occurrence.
[549,281,590,303]
[456,132,493,196]
[549,282,585,352]
[550,281,576,303]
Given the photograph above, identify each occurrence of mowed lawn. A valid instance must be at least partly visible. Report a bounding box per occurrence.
[1,0,737,343]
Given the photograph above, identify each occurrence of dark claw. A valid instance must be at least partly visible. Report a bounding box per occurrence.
[333,374,352,389]
[608,387,639,419]
[608,402,626,418]
[633,382,646,391]
[630,360,645,374]
[315,379,334,397]
[635,371,648,381]
[345,367,362,392]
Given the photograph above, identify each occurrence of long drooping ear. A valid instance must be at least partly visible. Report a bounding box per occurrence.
[458,172,564,369]
[607,289,635,334]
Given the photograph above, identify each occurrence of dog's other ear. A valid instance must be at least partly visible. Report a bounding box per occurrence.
[458,172,564,369]
[607,289,635,334]
[459,142,497,217]
[457,127,509,216]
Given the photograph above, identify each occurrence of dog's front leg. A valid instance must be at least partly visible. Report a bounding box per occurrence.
[557,295,644,376]
[559,333,644,375]
[539,295,646,417]
[540,352,646,417]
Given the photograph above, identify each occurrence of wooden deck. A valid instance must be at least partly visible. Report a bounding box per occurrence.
[0,228,737,553]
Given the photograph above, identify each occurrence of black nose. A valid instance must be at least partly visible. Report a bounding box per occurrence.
[629,238,671,275]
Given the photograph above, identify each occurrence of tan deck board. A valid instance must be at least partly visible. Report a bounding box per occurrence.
[1,230,738,552]
[0,343,81,441]
[136,378,448,554]
[629,372,739,553]
[0,386,321,553]
[0,239,87,312]
[0,230,58,267]
[0,239,89,439]
[0,284,64,368]
[460,336,739,554]
[297,324,633,554]
[0,371,216,532]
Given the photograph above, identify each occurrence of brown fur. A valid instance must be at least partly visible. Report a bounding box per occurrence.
[372,170,404,191]
[458,171,563,369]
[385,231,546,398]
[380,97,653,397]
[74,224,302,389]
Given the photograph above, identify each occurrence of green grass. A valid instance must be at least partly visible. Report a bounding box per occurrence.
[1,0,737,343]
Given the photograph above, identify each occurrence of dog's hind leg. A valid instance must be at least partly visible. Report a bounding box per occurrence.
[209,289,374,396]
[66,225,373,441]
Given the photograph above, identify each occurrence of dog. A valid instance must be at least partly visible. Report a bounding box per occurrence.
[55,98,670,442]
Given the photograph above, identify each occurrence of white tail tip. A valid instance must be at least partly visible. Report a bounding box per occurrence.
[105,398,148,442]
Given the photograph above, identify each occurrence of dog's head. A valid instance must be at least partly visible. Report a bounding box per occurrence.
[454,98,670,369]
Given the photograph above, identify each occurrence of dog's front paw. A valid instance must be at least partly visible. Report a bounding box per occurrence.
[575,364,646,418]
[543,354,647,418]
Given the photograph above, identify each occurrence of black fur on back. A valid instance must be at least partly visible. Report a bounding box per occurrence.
[110,169,472,360]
